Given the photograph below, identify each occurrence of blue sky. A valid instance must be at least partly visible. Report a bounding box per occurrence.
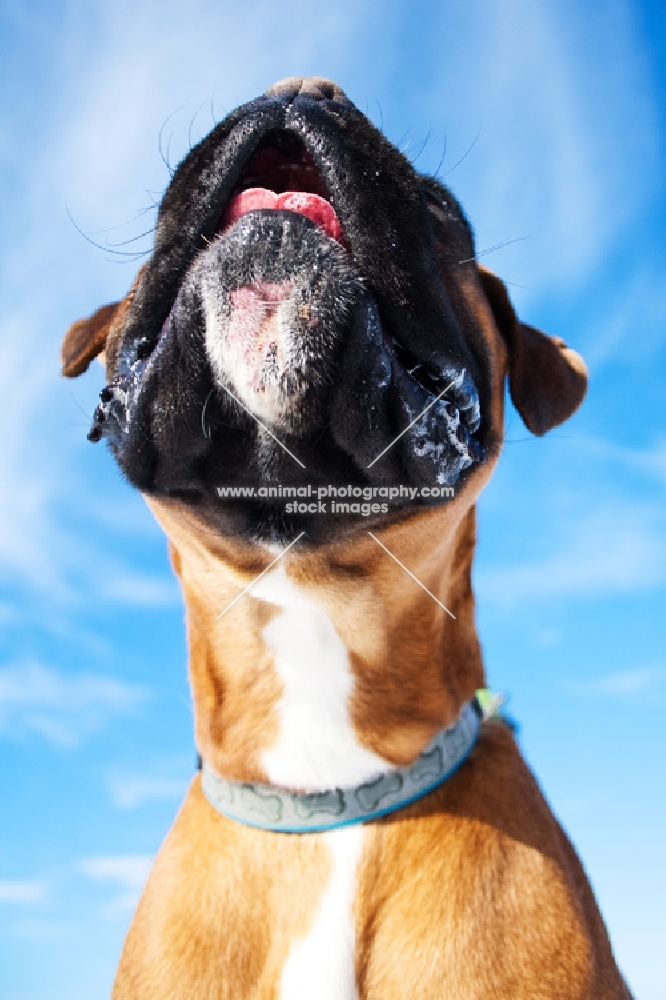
[1,0,664,996]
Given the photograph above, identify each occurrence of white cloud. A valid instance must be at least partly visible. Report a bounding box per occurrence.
[573,435,666,488]
[80,854,153,915]
[49,1,374,230]
[426,0,660,303]
[0,662,149,747]
[0,317,67,594]
[0,337,178,614]
[0,312,177,608]
[99,570,180,608]
[582,264,666,370]
[80,854,153,885]
[477,500,666,607]
[533,628,562,649]
[0,879,47,905]
[567,666,665,698]
[108,773,186,809]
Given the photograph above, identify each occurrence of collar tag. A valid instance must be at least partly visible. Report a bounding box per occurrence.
[473,688,506,720]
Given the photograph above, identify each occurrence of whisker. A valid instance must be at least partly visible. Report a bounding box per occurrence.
[105,228,156,249]
[201,389,214,440]
[87,203,157,238]
[67,384,96,423]
[432,137,448,179]
[458,236,532,265]
[440,128,482,178]
[408,129,431,166]
[158,106,186,178]
[188,101,208,152]
[375,99,384,133]
[66,206,151,259]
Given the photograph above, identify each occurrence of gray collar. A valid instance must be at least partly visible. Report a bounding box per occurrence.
[200,697,487,833]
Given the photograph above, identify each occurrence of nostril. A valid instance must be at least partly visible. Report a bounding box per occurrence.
[265,76,301,100]
[299,77,348,102]
[265,76,350,105]
[135,337,154,360]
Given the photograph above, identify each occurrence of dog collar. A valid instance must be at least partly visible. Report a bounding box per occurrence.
[200,691,502,833]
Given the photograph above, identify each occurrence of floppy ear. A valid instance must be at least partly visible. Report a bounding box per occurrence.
[478,266,587,436]
[61,302,119,378]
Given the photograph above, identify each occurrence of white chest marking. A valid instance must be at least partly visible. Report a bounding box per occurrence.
[252,564,389,790]
[279,825,363,1000]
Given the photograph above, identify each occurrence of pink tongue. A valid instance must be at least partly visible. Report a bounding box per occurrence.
[222,188,343,244]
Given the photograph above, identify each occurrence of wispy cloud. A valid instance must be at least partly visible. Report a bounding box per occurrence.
[99,570,180,608]
[426,0,660,303]
[582,263,666,371]
[0,322,67,595]
[567,666,665,698]
[0,879,47,905]
[50,2,372,232]
[573,435,666,489]
[80,855,153,884]
[80,854,153,915]
[0,319,178,610]
[107,772,187,809]
[0,662,149,747]
[477,500,666,607]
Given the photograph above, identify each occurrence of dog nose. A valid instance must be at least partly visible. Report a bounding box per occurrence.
[265,76,350,104]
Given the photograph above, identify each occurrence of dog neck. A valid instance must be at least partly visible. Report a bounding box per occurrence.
[149,500,484,791]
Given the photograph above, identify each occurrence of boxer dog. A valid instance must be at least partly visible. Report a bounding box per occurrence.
[62,77,631,999]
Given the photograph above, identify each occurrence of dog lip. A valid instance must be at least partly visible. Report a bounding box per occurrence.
[391,338,482,435]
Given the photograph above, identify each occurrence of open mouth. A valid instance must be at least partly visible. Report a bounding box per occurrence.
[217,131,344,245]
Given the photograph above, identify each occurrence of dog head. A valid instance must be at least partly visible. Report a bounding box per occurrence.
[62,77,587,546]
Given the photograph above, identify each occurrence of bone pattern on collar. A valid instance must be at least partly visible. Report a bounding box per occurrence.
[201,699,483,833]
